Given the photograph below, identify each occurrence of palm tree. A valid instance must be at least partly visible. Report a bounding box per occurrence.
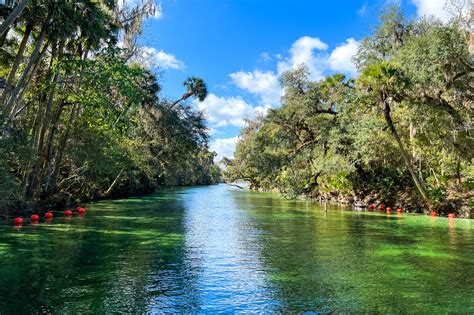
[170,76,208,108]
[359,61,429,204]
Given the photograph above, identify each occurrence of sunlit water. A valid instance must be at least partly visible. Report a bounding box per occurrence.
[0,185,472,313]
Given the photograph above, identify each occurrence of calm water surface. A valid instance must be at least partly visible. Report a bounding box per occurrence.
[0,185,472,313]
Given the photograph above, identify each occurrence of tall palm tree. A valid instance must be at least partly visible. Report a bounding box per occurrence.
[359,61,429,203]
[170,76,208,108]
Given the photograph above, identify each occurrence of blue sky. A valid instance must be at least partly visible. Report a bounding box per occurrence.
[134,0,454,161]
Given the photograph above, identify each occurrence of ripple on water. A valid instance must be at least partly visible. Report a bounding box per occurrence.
[0,185,472,313]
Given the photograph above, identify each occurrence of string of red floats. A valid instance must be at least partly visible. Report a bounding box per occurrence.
[12,203,457,225]
[13,207,86,226]
[367,203,455,219]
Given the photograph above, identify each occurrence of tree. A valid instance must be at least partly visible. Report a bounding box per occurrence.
[358,61,429,203]
[0,0,32,38]
[0,0,219,214]
[227,6,473,216]
[170,77,208,108]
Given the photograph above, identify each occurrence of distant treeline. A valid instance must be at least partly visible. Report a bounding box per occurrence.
[0,0,220,214]
[224,6,473,217]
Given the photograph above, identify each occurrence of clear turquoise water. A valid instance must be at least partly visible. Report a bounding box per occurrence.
[0,185,472,313]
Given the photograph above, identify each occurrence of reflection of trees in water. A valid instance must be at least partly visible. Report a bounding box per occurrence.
[233,192,474,313]
[234,193,345,312]
[145,192,202,312]
[0,192,198,313]
[0,225,87,314]
[0,188,472,313]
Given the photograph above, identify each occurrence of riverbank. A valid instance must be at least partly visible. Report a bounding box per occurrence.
[222,7,473,221]
[0,181,221,219]
[249,185,473,219]
[0,0,221,220]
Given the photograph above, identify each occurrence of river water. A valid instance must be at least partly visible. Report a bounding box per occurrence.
[0,185,472,313]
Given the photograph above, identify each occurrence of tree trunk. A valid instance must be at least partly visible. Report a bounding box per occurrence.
[382,96,429,203]
[0,30,7,47]
[169,92,192,109]
[104,168,124,197]
[48,43,87,194]
[2,28,47,120]
[0,0,32,38]
[0,22,32,106]
[11,40,50,118]
[24,39,63,198]
[26,71,59,197]
[49,105,77,193]
[43,101,65,194]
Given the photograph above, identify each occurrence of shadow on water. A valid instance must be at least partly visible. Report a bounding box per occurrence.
[0,185,472,313]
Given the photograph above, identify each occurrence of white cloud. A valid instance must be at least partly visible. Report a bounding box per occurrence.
[328,38,360,76]
[197,94,270,128]
[411,0,450,21]
[229,70,281,106]
[205,36,361,142]
[207,127,224,136]
[137,46,185,70]
[227,36,359,109]
[210,136,240,162]
[277,36,329,80]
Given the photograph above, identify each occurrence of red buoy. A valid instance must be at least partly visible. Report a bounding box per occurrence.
[378,204,384,211]
[76,207,86,214]
[14,217,24,225]
[386,207,392,213]
[31,214,40,222]
[448,213,455,219]
[45,212,53,219]
[396,207,403,213]
[430,211,438,217]
[64,209,73,216]
[369,204,375,211]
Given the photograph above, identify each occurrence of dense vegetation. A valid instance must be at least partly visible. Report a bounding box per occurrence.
[225,7,473,217]
[0,0,220,215]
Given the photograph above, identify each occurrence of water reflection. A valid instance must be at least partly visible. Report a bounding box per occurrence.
[231,189,474,313]
[0,185,472,313]
[179,186,278,312]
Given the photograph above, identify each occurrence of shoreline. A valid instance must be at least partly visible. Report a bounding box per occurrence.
[245,185,473,219]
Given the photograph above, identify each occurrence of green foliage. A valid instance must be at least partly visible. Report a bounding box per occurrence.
[183,77,208,102]
[0,0,220,214]
[226,7,473,215]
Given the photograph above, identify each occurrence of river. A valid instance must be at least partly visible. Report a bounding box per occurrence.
[0,185,472,313]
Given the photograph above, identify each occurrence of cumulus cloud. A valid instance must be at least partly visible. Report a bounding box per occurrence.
[207,36,362,162]
[228,36,359,106]
[210,137,240,162]
[328,38,360,76]
[277,36,329,80]
[197,94,270,128]
[136,46,185,70]
[411,0,450,21]
[229,70,281,106]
